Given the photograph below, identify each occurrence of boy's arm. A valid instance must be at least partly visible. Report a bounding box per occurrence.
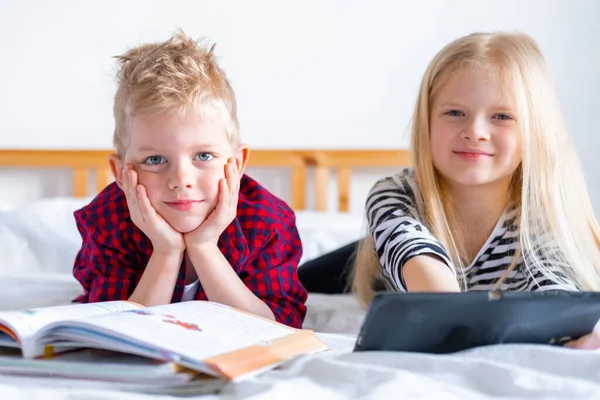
[186,221,306,328]
[127,251,183,306]
[73,212,142,303]
[186,244,277,321]
[239,224,306,328]
[184,162,306,327]
[73,209,182,305]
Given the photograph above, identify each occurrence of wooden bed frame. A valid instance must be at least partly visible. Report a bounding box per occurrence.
[0,149,410,211]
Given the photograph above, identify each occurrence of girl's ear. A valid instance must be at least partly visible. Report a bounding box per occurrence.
[108,154,125,189]
[234,143,250,174]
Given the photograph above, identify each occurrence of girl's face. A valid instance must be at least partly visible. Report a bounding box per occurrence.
[429,68,522,191]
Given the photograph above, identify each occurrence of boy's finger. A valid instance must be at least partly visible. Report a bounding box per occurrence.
[232,159,240,195]
[122,166,136,201]
[217,178,230,219]
[129,166,139,187]
[228,159,239,197]
[136,185,152,224]
[121,166,129,192]
[129,169,144,207]
[224,159,233,186]
[120,168,143,226]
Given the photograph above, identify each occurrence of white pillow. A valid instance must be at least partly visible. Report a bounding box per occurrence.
[0,197,92,275]
[295,211,365,265]
[0,198,365,275]
[0,199,16,212]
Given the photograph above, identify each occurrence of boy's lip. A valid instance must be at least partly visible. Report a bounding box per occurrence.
[164,199,204,211]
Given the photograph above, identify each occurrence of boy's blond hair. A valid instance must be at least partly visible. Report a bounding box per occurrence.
[112,30,239,157]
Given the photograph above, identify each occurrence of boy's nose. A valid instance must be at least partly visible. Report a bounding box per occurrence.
[168,164,195,190]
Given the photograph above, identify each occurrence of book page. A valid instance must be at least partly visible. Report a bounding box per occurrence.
[0,301,141,348]
[42,301,297,367]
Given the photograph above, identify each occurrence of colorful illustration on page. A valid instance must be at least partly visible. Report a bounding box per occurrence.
[163,315,202,332]
[129,310,202,332]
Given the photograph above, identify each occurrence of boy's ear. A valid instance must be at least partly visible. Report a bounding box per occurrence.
[108,154,125,190]
[234,143,250,175]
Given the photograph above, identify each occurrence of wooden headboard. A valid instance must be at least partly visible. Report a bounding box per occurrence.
[0,149,410,211]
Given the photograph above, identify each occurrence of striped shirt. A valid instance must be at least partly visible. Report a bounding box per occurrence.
[366,168,578,292]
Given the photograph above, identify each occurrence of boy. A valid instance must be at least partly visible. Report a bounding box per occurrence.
[72,31,307,328]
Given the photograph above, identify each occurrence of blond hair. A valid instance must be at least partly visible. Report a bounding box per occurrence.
[353,31,600,307]
[112,30,239,157]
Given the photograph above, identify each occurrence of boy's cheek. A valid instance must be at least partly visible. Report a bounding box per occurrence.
[136,173,162,206]
[207,161,226,179]
[136,170,157,189]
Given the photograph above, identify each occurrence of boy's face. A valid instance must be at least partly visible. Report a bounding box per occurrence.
[112,111,248,233]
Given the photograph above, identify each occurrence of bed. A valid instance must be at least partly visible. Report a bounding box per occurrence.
[0,149,599,399]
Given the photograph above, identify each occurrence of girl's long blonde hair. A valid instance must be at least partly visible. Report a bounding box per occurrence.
[352,31,600,307]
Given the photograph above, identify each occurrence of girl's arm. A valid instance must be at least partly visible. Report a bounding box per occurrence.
[403,255,461,292]
[366,169,458,293]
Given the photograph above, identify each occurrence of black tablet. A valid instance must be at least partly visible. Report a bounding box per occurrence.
[354,291,600,354]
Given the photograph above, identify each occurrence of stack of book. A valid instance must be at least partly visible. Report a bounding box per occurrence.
[0,300,327,395]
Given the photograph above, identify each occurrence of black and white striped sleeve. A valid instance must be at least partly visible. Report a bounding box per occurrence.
[366,169,456,292]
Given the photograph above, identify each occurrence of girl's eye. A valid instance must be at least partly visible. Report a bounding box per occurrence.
[494,113,513,121]
[446,110,464,117]
[143,155,165,165]
[195,152,214,161]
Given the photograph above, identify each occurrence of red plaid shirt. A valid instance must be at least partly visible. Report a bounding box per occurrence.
[72,174,307,328]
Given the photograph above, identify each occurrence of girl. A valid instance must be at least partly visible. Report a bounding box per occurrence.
[305,31,600,349]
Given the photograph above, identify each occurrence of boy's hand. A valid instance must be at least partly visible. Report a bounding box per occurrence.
[122,165,185,254]
[184,158,239,248]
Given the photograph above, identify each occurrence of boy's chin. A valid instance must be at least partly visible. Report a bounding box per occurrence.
[166,217,206,234]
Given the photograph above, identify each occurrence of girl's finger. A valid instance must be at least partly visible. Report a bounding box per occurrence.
[565,330,600,349]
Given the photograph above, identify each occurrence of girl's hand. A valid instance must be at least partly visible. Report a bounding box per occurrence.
[564,329,600,349]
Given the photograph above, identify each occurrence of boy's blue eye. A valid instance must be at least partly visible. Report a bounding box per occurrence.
[195,152,213,161]
[144,155,165,165]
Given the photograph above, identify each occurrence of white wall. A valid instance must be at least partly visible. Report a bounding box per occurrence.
[1,0,599,213]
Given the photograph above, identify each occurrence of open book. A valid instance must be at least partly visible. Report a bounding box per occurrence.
[0,301,326,382]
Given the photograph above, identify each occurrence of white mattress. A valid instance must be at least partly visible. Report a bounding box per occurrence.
[1,198,600,399]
